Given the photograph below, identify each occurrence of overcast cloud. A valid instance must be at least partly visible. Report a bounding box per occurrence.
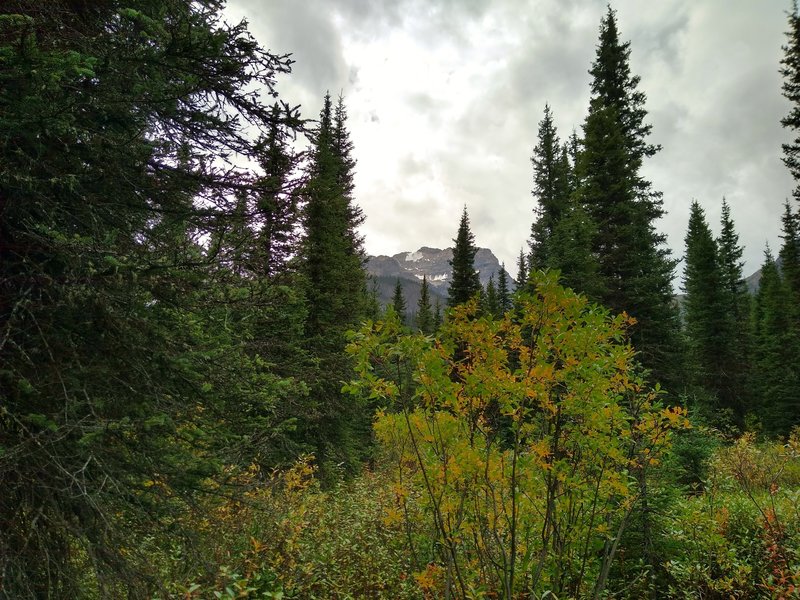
[226,0,795,283]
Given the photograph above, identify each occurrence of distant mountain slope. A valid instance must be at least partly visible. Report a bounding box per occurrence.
[368,247,769,319]
[742,257,781,293]
[366,247,510,310]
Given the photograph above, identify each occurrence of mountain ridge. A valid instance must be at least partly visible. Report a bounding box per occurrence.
[366,246,510,310]
[368,246,768,315]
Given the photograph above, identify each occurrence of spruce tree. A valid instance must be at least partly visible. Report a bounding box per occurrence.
[365,277,382,321]
[516,248,529,289]
[752,249,800,435]
[682,201,729,417]
[392,278,408,325]
[781,0,800,200]
[567,131,584,193]
[302,92,366,334]
[434,297,444,331]
[718,200,749,303]
[578,7,681,389]
[0,1,302,593]
[253,104,300,280]
[484,275,501,318]
[548,201,600,295]
[497,264,512,314]
[416,275,435,334]
[448,207,482,307]
[529,105,571,270]
[716,199,752,419]
[579,10,682,586]
[300,92,369,475]
[779,200,800,296]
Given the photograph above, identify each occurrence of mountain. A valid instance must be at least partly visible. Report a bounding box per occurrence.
[368,247,768,321]
[745,268,761,294]
[366,246,510,311]
[743,257,782,293]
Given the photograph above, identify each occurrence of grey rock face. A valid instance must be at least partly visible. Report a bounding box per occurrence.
[366,247,508,309]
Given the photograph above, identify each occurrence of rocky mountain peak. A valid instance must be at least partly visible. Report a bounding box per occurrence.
[366,246,510,309]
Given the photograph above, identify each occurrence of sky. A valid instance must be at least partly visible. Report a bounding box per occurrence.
[225,0,796,283]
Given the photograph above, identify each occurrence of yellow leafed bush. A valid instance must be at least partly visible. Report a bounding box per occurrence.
[348,272,686,599]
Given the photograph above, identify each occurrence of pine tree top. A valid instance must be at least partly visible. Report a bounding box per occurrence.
[589,6,659,162]
[447,207,482,307]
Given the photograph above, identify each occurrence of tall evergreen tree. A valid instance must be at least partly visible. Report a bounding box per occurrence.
[300,92,369,475]
[548,201,600,295]
[716,199,752,419]
[781,0,800,200]
[416,275,435,335]
[779,200,800,296]
[578,7,681,388]
[448,207,482,307]
[253,104,300,279]
[302,92,366,334]
[484,274,501,318]
[0,1,301,593]
[718,200,749,303]
[529,105,571,270]
[567,130,583,193]
[578,10,683,587]
[752,248,800,435]
[365,276,382,321]
[589,6,659,166]
[392,278,407,325]
[682,202,729,416]
[497,264,512,314]
[516,248,529,289]
[433,297,443,331]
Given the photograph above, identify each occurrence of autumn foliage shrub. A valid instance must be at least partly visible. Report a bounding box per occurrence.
[347,273,686,599]
[153,456,420,599]
[663,431,800,599]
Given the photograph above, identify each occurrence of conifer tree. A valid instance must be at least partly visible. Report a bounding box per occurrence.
[578,7,681,388]
[516,249,529,289]
[434,297,444,331]
[718,200,749,304]
[484,274,501,318]
[497,264,512,314]
[566,131,583,193]
[529,105,571,270]
[548,201,600,295]
[392,278,407,325]
[302,92,366,334]
[752,249,800,435]
[448,207,482,307]
[682,202,729,416]
[0,1,302,593]
[416,275,435,334]
[781,1,800,200]
[300,92,369,474]
[779,200,800,297]
[253,104,300,279]
[365,277,382,321]
[578,10,682,585]
[716,199,752,419]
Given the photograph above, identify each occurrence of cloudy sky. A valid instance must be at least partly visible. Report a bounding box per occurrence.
[225,0,795,283]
